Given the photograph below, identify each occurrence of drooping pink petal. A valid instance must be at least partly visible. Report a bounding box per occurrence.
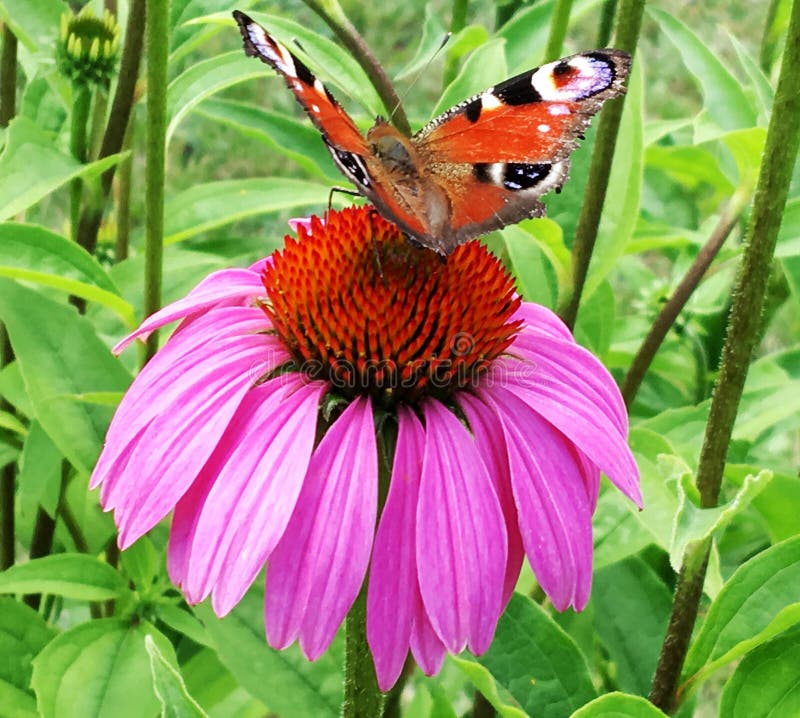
[410,592,446,677]
[170,375,327,615]
[113,267,267,354]
[91,306,284,492]
[480,385,594,611]
[511,302,574,342]
[265,397,378,659]
[100,336,287,549]
[510,331,628,435]
[366,406,425,691]
[417,400,507,655]
[457,393,525,607]
[488,356,642,507]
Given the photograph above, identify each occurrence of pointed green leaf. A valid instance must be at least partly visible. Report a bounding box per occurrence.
[570,692,669,717]
[0,597,56,697]
[145,635,207,718]
[0,554,126,600]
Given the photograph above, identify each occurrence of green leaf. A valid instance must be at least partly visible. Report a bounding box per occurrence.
[0,598,56,696]
[167,52,272,146]
[18,420,62,519]
[395,6,448,80]
[0,224,134,326]
[719,624,800,717]
[592,557,672,696]
[570,692,669,717]
[648,8,757,132]
[0,0,64,52]
[121,537,160,591]
[683,536,800,686]
[197,99,340,180]
[593,492,654,570]
[0,554,126,600]
[501,222,559,308]
[145,635,207,718]
[450,657,528,718]
[163,178,331,244]
[196,587,343,717]
[0,117,125,222]
[776,198,800,258]
[670,470,772,570]
[464,593,596,717]
[0,280,132,476]
[0,681,38,718]
[31,620,170,718]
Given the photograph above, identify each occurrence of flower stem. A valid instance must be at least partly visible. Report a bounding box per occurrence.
[597,0,618,46]
[0,23,17,127]
[760,0,783,73]
[558,0,645,329]
[75,0,145,256]
[143,0,169,362]
[620,193,747,408]
[649,0,800,710]
[70,85,92,242]
[543,0,574,62]
[343,585,385,718]
[115,117,134,262]
[300,0,411,136]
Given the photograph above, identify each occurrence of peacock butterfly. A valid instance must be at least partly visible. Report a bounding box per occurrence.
[233,10,631,257]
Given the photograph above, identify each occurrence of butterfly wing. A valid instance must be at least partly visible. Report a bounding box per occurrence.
[413,50,631,250]
[233,11,368,158]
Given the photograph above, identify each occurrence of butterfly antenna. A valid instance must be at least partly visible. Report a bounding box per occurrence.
[389,32,452,126]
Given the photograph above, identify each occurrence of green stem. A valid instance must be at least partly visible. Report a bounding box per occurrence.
[543,0,574,62]
[75,0,145,256]
[759,0,783,73]
[0,325,13,570]
[143,0,169,362]
[343,585,385,718]
[442,0,469,87]
[301,0,411,136]
[0,23,18,127]
[597,0,618,46]
[649,0,800,710]
[115,116,134,262]
[558,0,645,330]
[70,85,93,243]
[621,194,747,408]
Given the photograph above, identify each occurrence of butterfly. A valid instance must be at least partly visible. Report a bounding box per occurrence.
[233,11,631,257]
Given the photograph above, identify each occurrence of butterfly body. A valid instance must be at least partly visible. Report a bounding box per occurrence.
[234,11,631,256]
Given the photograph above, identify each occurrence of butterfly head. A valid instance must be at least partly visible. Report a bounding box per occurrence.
[367,122,417,176]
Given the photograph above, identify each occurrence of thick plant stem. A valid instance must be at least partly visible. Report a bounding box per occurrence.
[621,194,747,408]
[301,0,411,136]
[343,585,384,718]
[143,0,169,362]
[544,0,574,62]
[649,0,800,711]
[597,0,618,46]
[70,85,93,242]
[115,117,135,262]
[76,0,145,256]
[559,0,645,329]
[1,23,17,127]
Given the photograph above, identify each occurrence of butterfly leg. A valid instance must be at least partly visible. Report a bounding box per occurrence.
[327,186,362,212]
[365,208,389,287]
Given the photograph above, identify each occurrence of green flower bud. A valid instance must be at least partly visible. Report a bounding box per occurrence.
[56,7,120,86]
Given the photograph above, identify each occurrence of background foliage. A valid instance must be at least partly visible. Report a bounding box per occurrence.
[0,0,798,716]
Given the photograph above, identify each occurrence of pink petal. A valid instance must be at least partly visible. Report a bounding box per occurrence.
[173,376,326,614]
[113,267,266,354]
[487,356,641,507]
[101,336,284,548]
[91,307,284,492]
[417,400,507,655]
[510,332,628,436]
[511,302,574,342]
[480,386,594,610]
[265,397,378,659]
[457,393,525,608]
[366,406,425,691]
[410,593,446,677]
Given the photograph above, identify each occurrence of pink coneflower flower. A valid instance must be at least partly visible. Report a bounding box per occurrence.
[91,206,641,690]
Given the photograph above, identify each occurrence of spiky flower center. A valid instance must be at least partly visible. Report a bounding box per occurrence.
[262,207,521,405]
